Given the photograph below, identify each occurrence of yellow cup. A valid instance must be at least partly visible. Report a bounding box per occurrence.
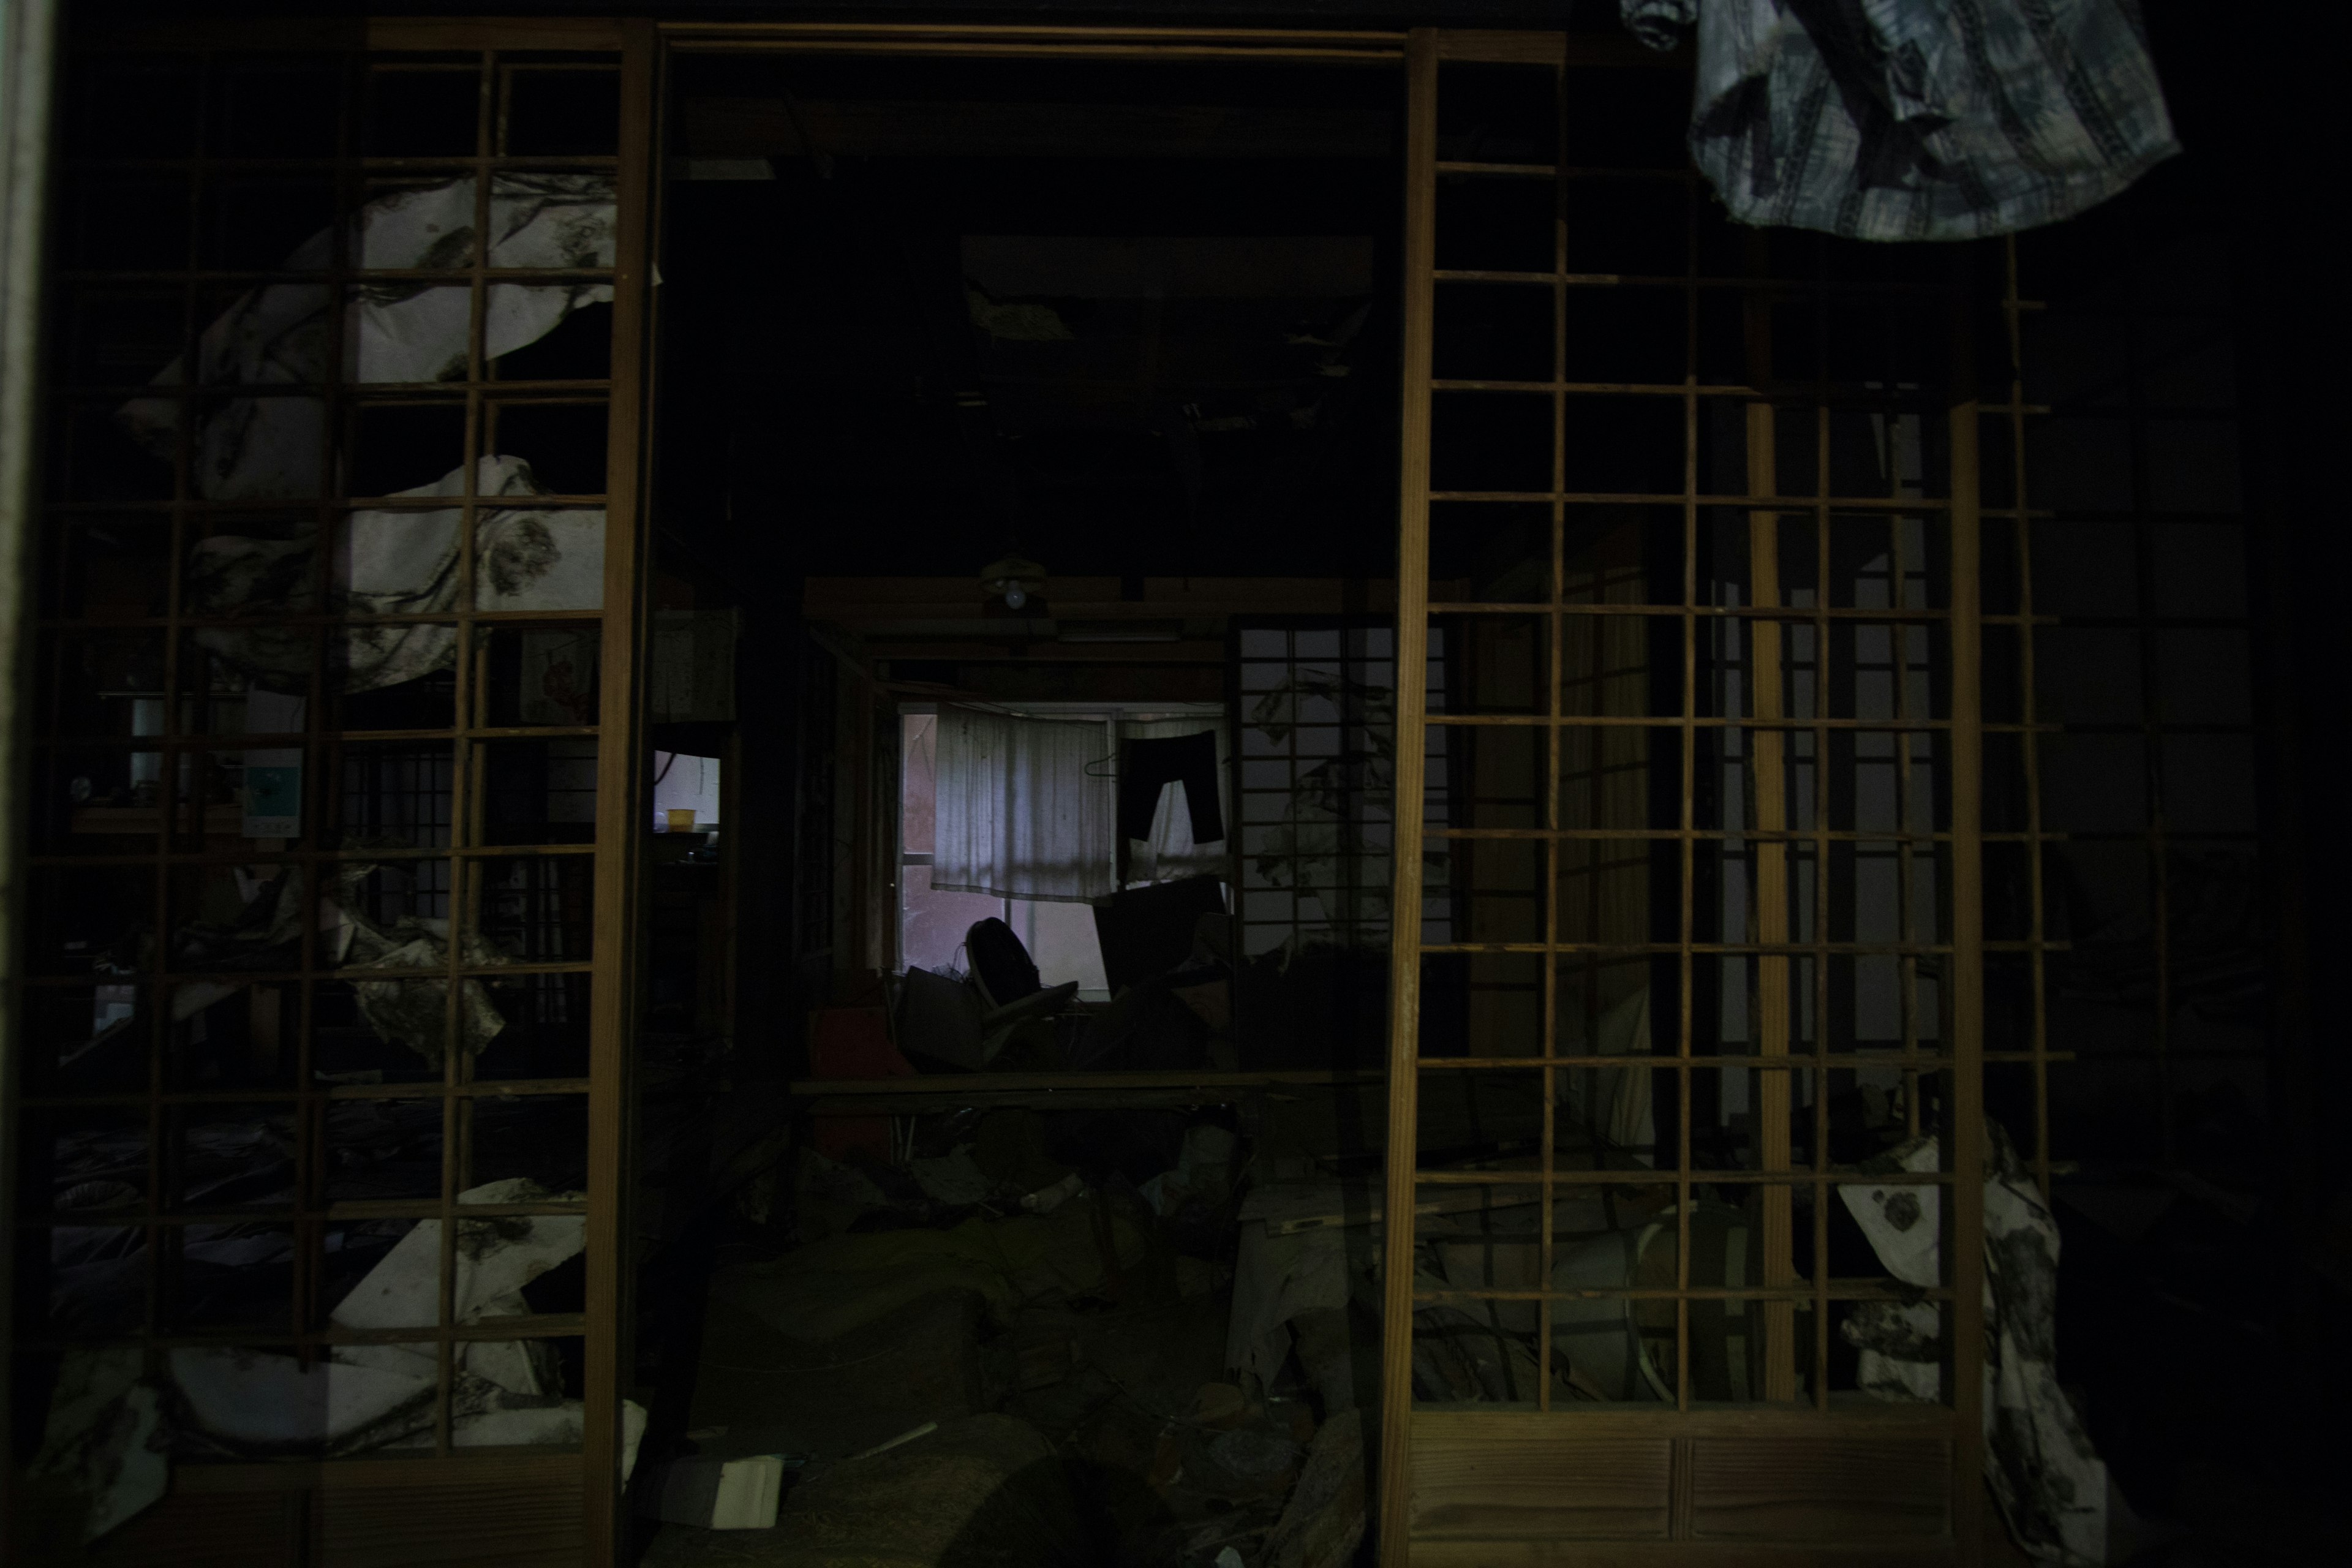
[665,807,698,833]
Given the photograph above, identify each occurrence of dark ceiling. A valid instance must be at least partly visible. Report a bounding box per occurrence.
[656,53,1414,581]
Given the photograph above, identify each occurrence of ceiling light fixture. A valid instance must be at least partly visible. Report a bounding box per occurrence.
[980,554,1046,612]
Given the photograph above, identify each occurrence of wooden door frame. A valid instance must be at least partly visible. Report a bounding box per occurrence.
[587,18,660,1559]
[648,18,1989,1563]
[1376,24,1986,1566]
[6,15,1997,1565]
[0,0,62,1547]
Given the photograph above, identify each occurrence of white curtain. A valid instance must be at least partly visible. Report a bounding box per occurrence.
[933,704,1116,903]
[1123,717,1233,886]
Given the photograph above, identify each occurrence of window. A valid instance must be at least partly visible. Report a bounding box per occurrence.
[897,703,1228,999]
[650,750,721,832]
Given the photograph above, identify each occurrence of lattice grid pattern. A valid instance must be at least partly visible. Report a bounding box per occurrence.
[15,38,635,1471]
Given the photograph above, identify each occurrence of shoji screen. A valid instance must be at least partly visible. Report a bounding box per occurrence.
[13,21,651,1564]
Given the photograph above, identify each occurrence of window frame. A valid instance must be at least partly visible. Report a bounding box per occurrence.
[895,698,1229,998]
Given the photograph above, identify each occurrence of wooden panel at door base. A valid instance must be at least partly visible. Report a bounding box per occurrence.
[1411,1431,1672,1539]
[83,1492,300,1568]
[313,1478,589,1568]
[1689,1436,1948,1540]
[1408,1545,1958,1567]
[81,1472,588,1568]
[1411,1415,1954,1555]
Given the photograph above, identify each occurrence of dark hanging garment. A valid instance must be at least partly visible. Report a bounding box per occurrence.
[1621,0,2179,241]
[1118,730,1224,845]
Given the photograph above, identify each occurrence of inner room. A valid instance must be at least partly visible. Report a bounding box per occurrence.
[636,45,1434,1565]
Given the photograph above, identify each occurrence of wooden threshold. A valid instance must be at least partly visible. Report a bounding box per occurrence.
[1406,1546,1955,1567]
[1411,1406,1958,1437]
[1408,1412,1960,1564]
[794,1068,1381,1095]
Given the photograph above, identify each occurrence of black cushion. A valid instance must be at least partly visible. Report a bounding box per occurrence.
[964,916,1041,1008]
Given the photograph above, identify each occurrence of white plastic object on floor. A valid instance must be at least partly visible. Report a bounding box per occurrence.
[647,1453,788,1531]
[1020,1171,1085,1214]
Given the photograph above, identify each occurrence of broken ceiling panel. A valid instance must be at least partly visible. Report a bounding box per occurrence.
[961,241,1372,451]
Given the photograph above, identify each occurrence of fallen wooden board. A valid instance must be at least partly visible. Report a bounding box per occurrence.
[1243,1169,1667,1237]
[1243,1180,1540,1236]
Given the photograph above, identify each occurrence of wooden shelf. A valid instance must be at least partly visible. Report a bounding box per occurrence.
[71,804,244,835]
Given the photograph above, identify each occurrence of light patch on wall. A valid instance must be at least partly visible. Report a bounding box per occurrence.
[653,752,720,831]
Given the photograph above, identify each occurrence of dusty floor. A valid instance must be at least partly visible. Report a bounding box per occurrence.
[637,1280,1356,1567]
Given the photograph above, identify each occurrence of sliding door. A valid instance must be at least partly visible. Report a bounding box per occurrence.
[1381,28,1986,1564]
[10,19,654,1563]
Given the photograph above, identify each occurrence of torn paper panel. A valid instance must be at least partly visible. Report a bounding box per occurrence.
[348,966,509,1068]
[160,395,330,502]
[157,1343,643,1471]
[168,1347,611,1458]
[350,173,618,274]
[350,279,608,385]
[475,503,604,612]
[339,903,513,1067]
[172,1335,635,1457]
[157,858,513,1066]
[381,1400,588,1452]
[1841,1125,2114,1565]
[118,174,616,501]
[28,1349,168,1542]
[187,455,604,695]
[1838,1136,1942,1289]
[29,1185,597,1527]
[379,1396,648,1471]
[323,454,581,605]
[170,1345,436,1454]
[330,1177,586,1332]
[337,1322,559,1400]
